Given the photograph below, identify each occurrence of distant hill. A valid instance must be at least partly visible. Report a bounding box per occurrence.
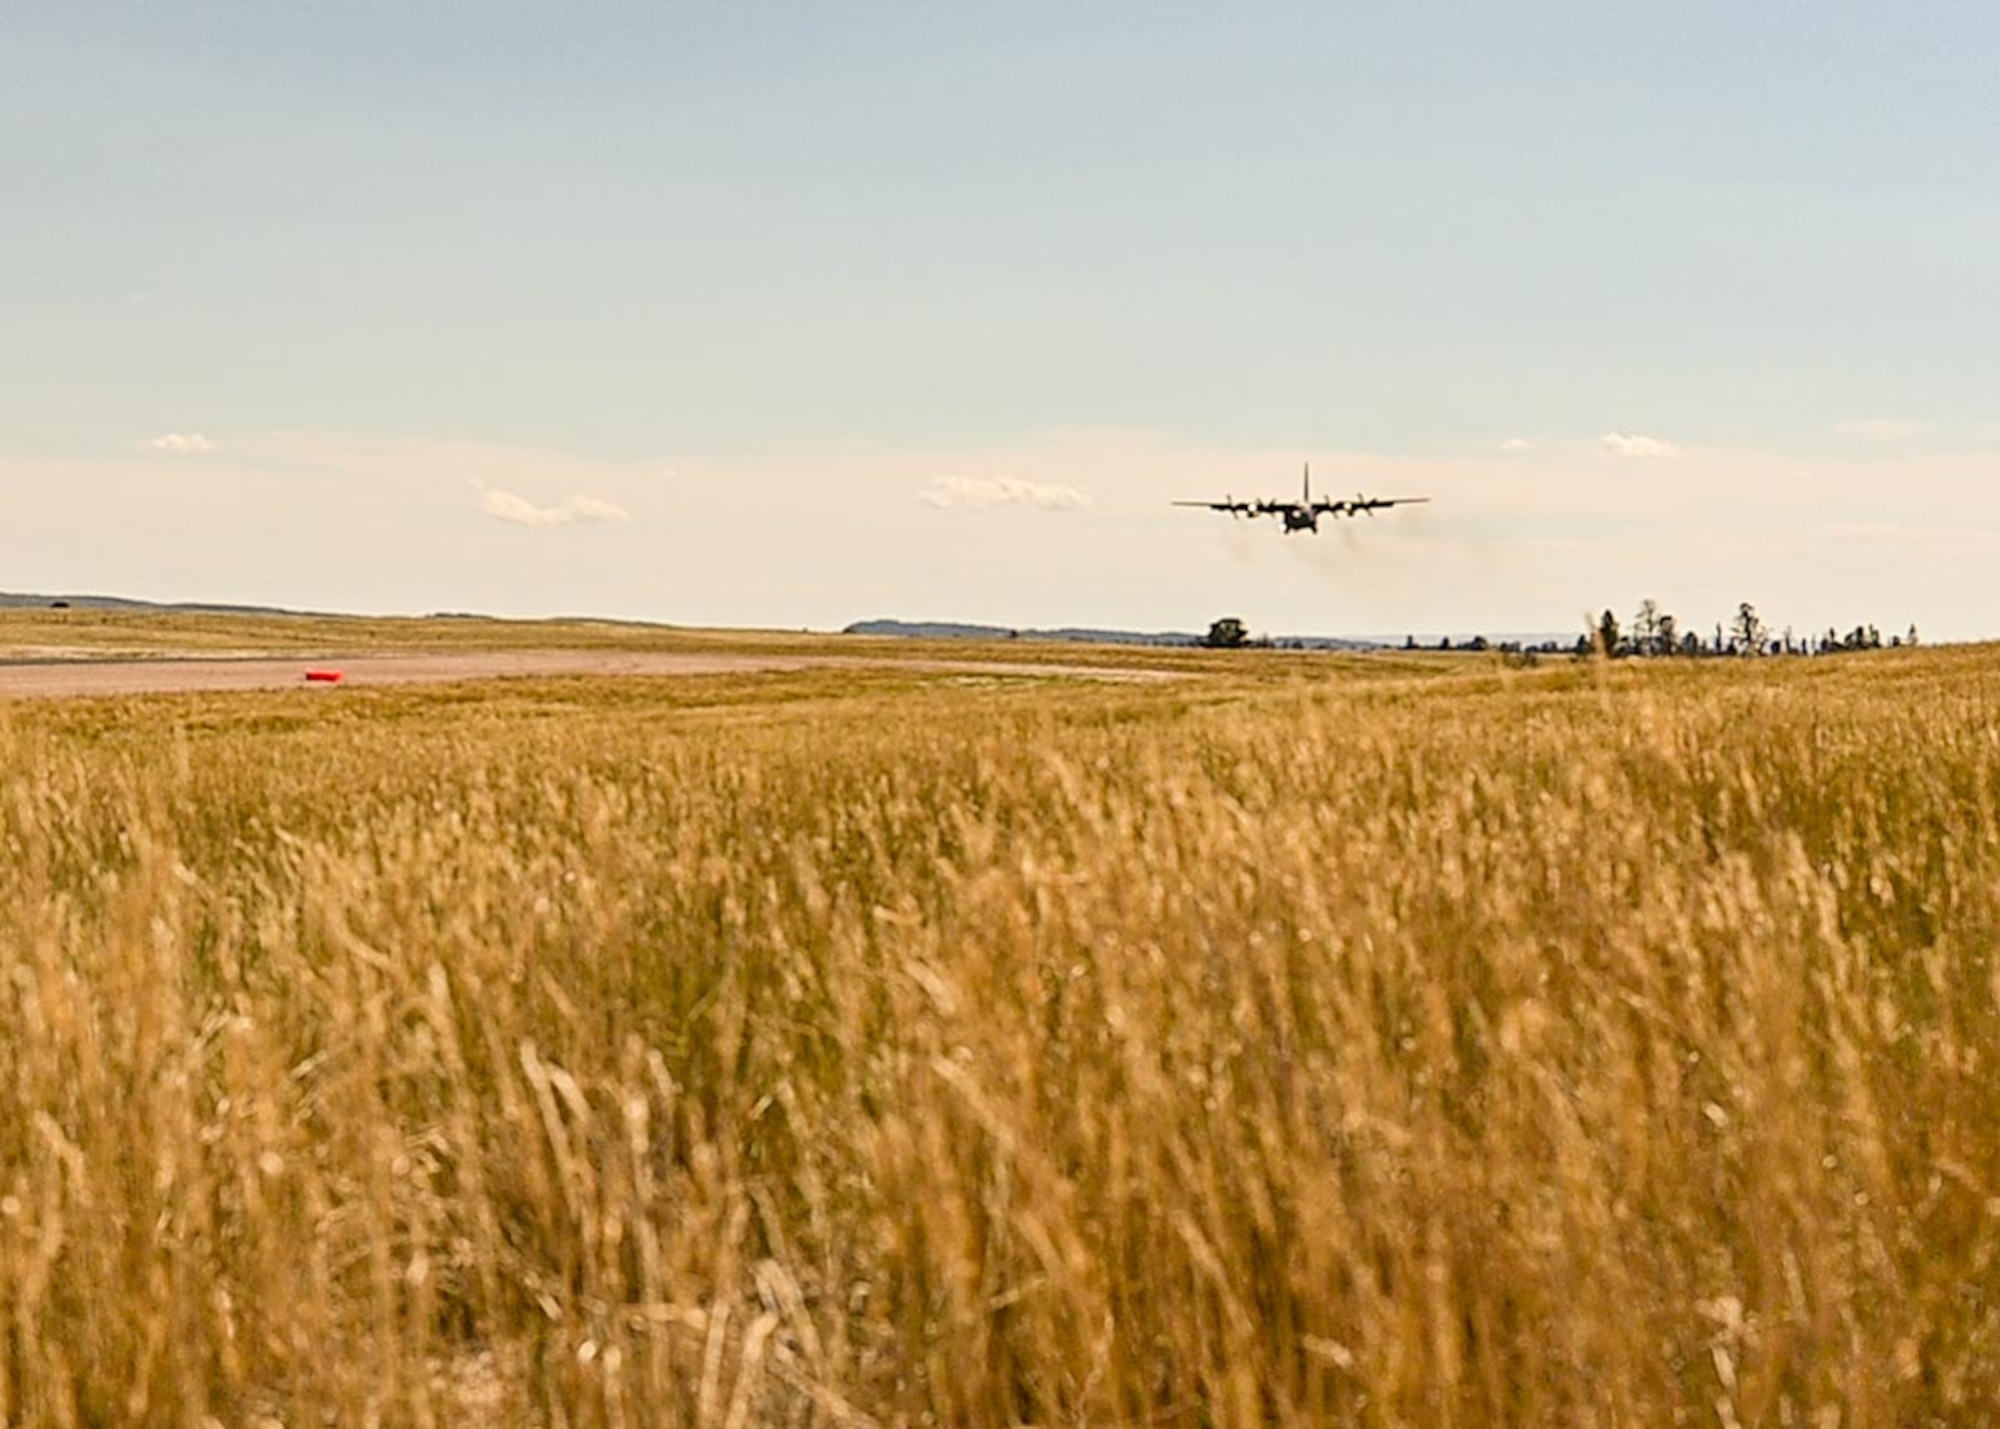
[845,619,1580,651]
[843,619,1384,650]
[0,591,314,617]
[3,596,1568,651]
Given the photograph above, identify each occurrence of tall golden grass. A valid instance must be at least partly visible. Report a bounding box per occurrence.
[0,652,1994,1425]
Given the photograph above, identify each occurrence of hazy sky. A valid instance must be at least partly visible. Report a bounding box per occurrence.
[7,3,1999,638]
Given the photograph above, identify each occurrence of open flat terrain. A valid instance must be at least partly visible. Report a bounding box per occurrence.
[0,610,1207,698]
[0,612,1993,1425]
[0,649,1189,699]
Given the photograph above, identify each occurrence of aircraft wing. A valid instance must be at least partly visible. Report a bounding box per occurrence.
[1173,498,1260,516]
[1320,495,1431,516]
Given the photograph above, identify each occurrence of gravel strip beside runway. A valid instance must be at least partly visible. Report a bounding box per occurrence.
[0,650,1176,699]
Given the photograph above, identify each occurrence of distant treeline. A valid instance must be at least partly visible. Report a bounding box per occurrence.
[1385,600,1918,661]
[1581,600,1916,659]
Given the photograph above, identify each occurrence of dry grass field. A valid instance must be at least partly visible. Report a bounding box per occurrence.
[0,630,1995,1425]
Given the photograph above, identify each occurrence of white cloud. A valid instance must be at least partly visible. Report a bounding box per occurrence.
[480,489,632,526]
[564,495,633,523]
[918,474,1089,510]
[144,432,215,455]
[1832,418,1927,442]
[1498,438,1534,454]
[1600,433,1681,459]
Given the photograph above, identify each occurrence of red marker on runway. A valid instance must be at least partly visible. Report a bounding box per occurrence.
[304,669,345,684]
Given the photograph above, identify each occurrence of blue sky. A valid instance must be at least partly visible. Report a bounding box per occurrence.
[5,4,1998,638]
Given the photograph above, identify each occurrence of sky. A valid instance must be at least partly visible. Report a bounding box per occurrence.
[6,2,1999,640]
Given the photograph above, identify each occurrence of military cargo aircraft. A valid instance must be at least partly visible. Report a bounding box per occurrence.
[1175,463,1428,534]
